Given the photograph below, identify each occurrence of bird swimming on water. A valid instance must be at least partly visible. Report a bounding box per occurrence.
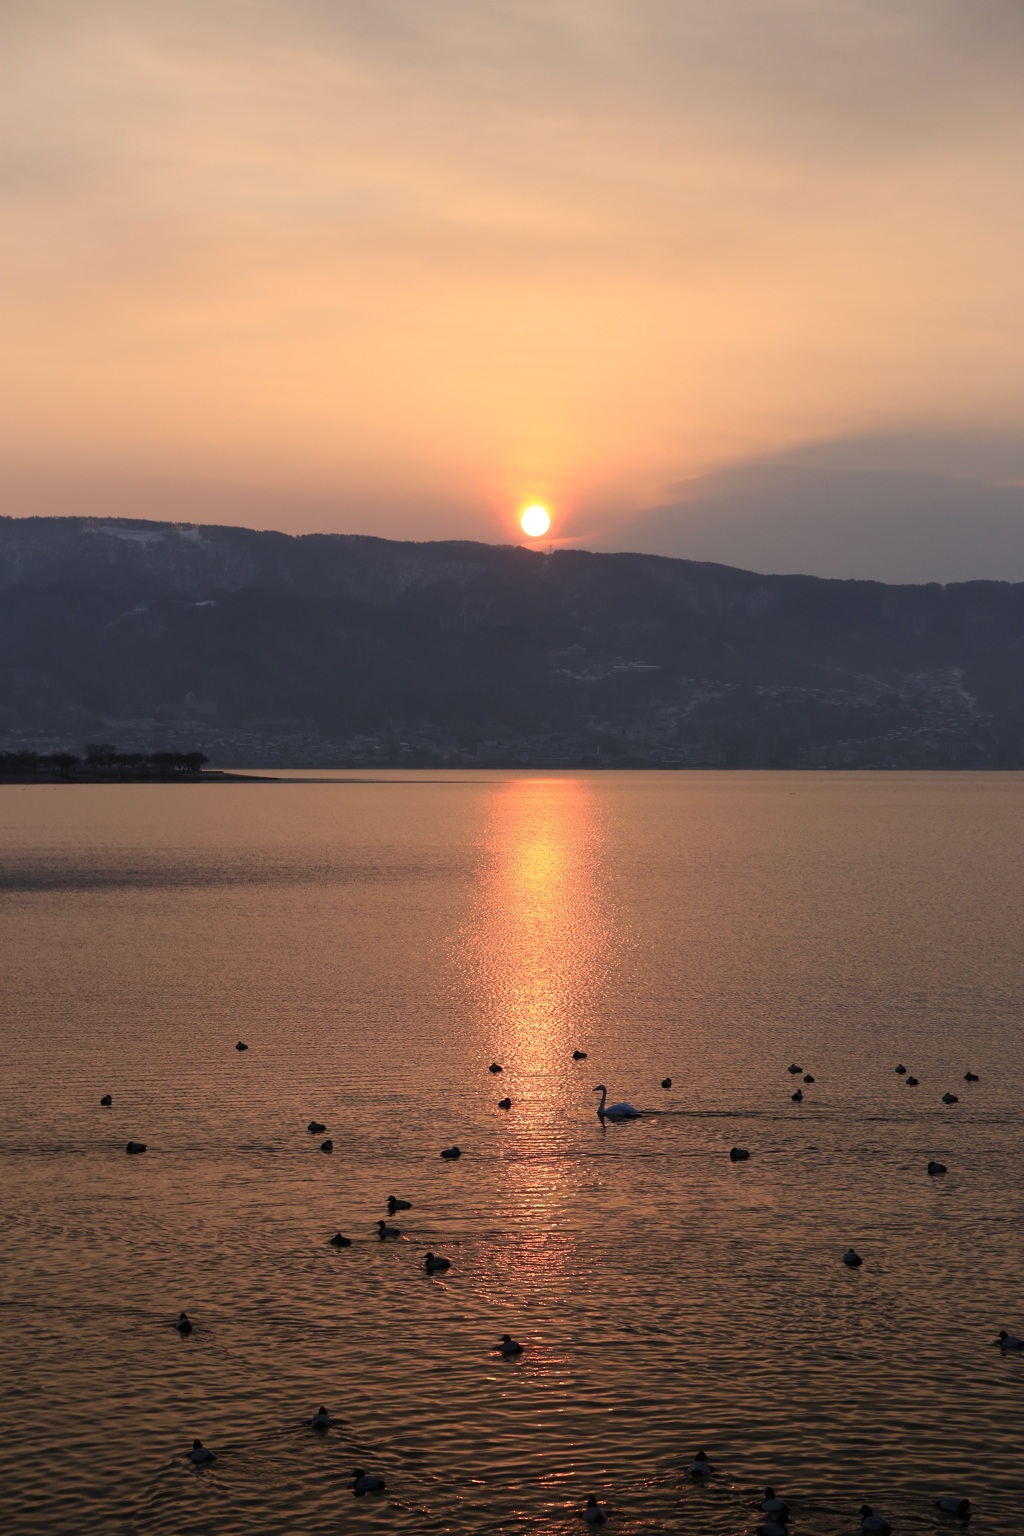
[906,1076,919,1085]
[387,1196,411,1213]
[573,1050,588,1060]
[125,1141,146,1154]
[329,1232,352,1247]
[791,1088,803,1102]
[927,1161,947,1176]
[235,1041,247,1051]
[942,1092,959,1105]
[307,1121,326,1134]
[895,1063,907,1075]
[424,1253,450,1272]
[760,1488,789,1519]
[661,1077,672,1088]
[687,1449,712,1476]
[996,1329,1023,1350]
[964,1072,979,1082]
[803,1074,814,1083]
[787,1063,802,1074]
[100,1094,112,1105]
[174,1312,192,1334]
[311,1406,332,1428]
[936,1495,971,1517]
[489,1062,503,1074]
[440,1146,461,1159]
[320,1139,333,1153]
[495,1333,523,1356]
[583,1494,608,1523]
[860,1506,891,1534]
[593,1085,641,1119]
[352,1468,385,1493]
[190,1439,215,1463]
[729,1146,750,1161]
[377,1220,400,1239]
[498,1097,511,1110]
[843,1248,863,1267]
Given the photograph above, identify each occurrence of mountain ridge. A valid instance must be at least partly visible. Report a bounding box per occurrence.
[2,514,1022,767]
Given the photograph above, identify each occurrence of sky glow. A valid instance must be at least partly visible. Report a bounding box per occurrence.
[1,2,1023,577]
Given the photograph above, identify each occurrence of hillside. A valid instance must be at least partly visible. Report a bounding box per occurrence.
[2,515,1023,767]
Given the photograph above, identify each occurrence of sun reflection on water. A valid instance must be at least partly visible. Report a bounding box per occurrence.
[461,776,620,1330]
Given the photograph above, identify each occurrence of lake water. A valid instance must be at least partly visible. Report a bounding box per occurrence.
[1,770,1023,1535]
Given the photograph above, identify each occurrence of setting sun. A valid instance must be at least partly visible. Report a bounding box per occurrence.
[520,504,551,538]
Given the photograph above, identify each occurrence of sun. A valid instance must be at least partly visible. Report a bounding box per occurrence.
[520,504,551,538]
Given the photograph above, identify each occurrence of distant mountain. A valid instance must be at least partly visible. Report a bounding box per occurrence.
[2,514,1024,768]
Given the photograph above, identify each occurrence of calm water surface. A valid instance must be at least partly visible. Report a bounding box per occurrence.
[1,771,1022,1535]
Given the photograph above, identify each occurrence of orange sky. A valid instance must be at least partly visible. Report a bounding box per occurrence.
[2,1,1024,564]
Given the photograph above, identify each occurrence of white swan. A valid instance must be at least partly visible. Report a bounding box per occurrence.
[860,1507,891,1534]
[593,1085,642,1119]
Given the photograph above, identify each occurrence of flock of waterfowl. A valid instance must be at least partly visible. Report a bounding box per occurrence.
[97,1044,1014,1528]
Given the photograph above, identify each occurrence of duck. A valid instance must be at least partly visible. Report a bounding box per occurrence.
[860,1507,891,1534]
[440,1146,462,1159]
[964,1072,979,1083]
[791,1089,803,1102]
[424,1253,450,1272]
[843,1248,863,1267]
[189,1439,215,1463]
[895,1064,907,1075]
[942,1092,959,1105]
[661,1077,672,1088]
[583,1495,608,1523]
[936,1496,971,1516]
[320,1139,334,1153]
[495,1333,523,1356]
[329,1232,352,1247]
[927,1161,947,1176]
[729,1146,750,1161]
[687,1449,712,1476]
[996,1329,1023,1350]
[307,1121,326,1134]
[125,1141,147,1154]
[352,1468,385,1493]
[489,1063,503,1074]
[100,1094,112,1106]
[906,1076,919,1086]
[311,1406,332,1428]
[761,1488,789,1519]
[235,1041,248,1051]
[387,1196,411,1213]
[787,1064,802,1074]
[803,1074,815,1084]
[377,1220,400,1239]
[498,1097,512,1110]
[573,1050,588,1060]
[174,1311,192,1334]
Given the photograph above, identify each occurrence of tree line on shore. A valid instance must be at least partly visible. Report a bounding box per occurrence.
[0,744,209,777]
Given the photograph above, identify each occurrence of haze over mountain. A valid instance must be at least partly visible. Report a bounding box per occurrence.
[3,516,1023,769]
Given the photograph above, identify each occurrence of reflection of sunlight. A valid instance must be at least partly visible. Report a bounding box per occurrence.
[463,776,616,1305]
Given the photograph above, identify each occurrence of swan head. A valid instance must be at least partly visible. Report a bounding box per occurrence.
[592,1084,607,1091]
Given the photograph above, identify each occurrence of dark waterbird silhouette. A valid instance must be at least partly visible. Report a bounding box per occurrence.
[307,1120,326,1134]
[174,1311,192,1334]
[572,1050,587,1060]
[235,1041,248,1051]
[320,1139,333,1153]
[661,1077,672,1088]
[498,1096,511,1109]
[843,1248,863,1267]
[936,1495,971,1517]
[964,1071,979,1082]
[352,1468,385,1494]
[377,1219,400,1238]
[125,1141,146,1154]
[906,1075,919,1085]
[787,1063,802,1074]
[860,1507,891,1534]
[803,1074,814,1083]
[189,1439,215,1464]
[729,1147,750,1161]
[488,1062,503,1073]
[387,1196,411,1213]
[311,1405,332,1428]
[424,1252,450,1272]
[495,1332,523,1356]
[791,1088,803,1102]
[687,1448,713,1476]
[942,1092,959,1105]
[895,1063,907,1075]
[927,1160,948,1176]
[99,1094,112,1105]
[583,1494,608,1523]
[440,1145,461,1159]
[329,1232,352,1247]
